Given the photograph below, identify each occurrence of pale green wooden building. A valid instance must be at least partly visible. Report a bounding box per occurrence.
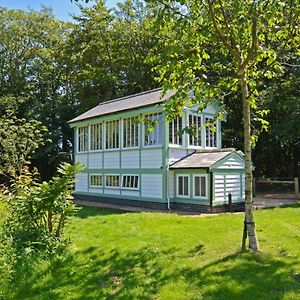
[69,88,245,212]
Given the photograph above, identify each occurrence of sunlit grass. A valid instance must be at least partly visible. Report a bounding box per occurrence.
[1,202,300,299]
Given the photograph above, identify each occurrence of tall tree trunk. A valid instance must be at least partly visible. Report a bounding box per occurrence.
[238,71,259,251]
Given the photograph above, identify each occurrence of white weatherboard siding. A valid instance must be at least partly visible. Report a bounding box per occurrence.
[141,174,163,198]
[168,171,175,198]
[89,188,103,194]
[225,174,241,201]
[89,153,103,169]
[242,174,246,199]
[75,154,88,166]
[122,190,140,196]
[216,156,245,169]
[75,173,88,192]
[214,174,225,201]
[141,149,162,168]
[104,188,120,195]
[168,148,187,164]
[104,152,120,168]
[121,151,139,168]
[214,173,244,203]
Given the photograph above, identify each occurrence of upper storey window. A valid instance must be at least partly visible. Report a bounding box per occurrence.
[169,116,183,145]
[106,120,119,149]
[78,126,88,152]
[123,116,139,148]
[144,113,163,146]
[205,117,217,147]
[90,123,102,151]
[189,114,202,147]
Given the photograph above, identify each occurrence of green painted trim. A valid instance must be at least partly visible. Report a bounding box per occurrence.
[84,168,163,174]
[173,171,210,203]
[162,112,169,202]
[218,119,222,148]
[73,127,78,160]
[74,192,166,203]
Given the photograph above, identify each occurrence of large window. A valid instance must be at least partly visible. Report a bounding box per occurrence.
[189,114,202,147]
[123,117,139,148]
[169,116,183,145]
[205,117,217,147]
[144,113,163,146]
[177,175,189,197]
[193,175,207,198]
[90,174,103,188]
[106,120,119,149]
[78,126,88,152]
[90,123,102,151]
[105,174,120,188]
[122,175,139,190]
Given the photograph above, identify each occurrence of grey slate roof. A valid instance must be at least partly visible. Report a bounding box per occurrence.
[169,148,236,169]
[69,88,176,124]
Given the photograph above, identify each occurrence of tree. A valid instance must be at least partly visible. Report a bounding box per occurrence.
[0,96,48,181]
[64,0,157,108]
[148,0,299,250]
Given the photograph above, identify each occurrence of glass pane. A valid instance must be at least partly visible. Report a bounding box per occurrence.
[184,176,188,195]
[194,177,200,196]
[178,177,183,195]
[201,177,206,197]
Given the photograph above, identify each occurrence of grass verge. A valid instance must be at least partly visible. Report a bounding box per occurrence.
[1,202,300,299]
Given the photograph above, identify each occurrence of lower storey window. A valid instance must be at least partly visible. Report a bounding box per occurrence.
[194,175,207,198]
[90,174,103,187]
[177,175,189,197]
[122,175,139,189]
[105,175,120,188]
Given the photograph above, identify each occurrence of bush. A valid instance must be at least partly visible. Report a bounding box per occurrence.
[1,162,84,255]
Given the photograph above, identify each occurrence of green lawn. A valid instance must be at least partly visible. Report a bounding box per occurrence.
[1,201,300,300]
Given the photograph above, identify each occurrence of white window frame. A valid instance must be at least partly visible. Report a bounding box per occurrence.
[77,126,89,153]
[89,174,103,188]
[105,174,120,189]
[122,116,139,149]
[176,174,190,198]
[205,116,218,148]
[90,123,103,151]
[121,174,139,190]
[143,112,163,147]
[169,116,183,146]
[105,120,120,150]
[188,113,202,148]
[193,174,208,199]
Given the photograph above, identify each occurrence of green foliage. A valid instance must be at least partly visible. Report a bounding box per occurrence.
[0,112,48,179]
[147,0,299,131]
[1,162,84,254]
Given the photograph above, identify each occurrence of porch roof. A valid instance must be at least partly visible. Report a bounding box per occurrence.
[169,148,237,169]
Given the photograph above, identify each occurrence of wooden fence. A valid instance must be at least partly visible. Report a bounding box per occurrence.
[254,177,299,197]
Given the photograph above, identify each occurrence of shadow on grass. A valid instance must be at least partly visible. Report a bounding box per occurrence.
[7,245,300,300]
[74,205,126,219]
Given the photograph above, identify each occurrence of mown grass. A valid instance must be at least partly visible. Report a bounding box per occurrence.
[1,201,300,299]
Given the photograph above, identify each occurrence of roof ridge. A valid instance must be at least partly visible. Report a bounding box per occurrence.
[96,87,162,107]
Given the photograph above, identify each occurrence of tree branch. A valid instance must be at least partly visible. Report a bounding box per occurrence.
[207,0,241,62]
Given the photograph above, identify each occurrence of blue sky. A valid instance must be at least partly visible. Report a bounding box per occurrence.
[0,0,121,21]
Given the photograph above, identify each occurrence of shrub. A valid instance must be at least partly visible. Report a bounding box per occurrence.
[1,162,84,255]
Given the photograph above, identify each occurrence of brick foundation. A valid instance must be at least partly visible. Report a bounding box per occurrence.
[74,194,245,213]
